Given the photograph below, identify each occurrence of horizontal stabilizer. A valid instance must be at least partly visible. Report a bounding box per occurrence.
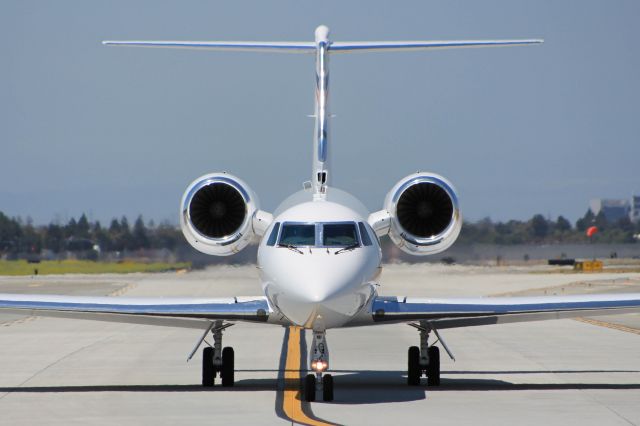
[329,39,543,53]
[103,39,542,54]
[102,40,316,53]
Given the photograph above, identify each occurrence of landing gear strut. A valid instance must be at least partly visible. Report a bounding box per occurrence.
[201,322,235,387]
[304,330,333,402]
[407,321,454,386]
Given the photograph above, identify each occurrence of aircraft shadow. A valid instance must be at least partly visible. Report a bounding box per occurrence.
[241,368,640,375]
[3,369,638,400]
[307,369,640,404]
[324,370,640,404]
[444,369,640,375]
[0,378,278,394]
[431,380,640,392]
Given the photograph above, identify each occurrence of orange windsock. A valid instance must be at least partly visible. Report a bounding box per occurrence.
[586,226,598,237]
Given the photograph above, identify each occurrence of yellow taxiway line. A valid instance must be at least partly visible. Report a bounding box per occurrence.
[282,326,334,426]
[575,317,640,335]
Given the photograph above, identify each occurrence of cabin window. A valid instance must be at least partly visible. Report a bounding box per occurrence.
[322,223,359,247]
[279,223,316,246]
[266,222,280,246]
[358,222,373,246]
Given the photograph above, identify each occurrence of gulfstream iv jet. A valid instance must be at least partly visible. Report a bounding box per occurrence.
[2,26,639,402]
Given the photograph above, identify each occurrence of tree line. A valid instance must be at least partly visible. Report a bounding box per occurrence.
[457,210,640,245]
[0,212,185,254]
[0,208,638,257]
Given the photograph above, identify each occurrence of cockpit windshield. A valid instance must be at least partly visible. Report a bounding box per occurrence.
[322,223,358,247]
[276,222,362,248]
[279,224,315,246]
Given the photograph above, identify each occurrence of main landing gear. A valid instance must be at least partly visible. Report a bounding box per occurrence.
[407,322,455,386]
[201,322,235,387]
[304,330,334,402]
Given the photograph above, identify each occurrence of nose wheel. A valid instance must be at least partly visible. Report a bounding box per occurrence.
[303,330,334,402]
[304,374,316,401]
[322,374,334,401]
[304,373,334,402]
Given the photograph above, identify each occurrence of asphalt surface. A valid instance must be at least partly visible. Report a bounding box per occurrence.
[1,264,639,425]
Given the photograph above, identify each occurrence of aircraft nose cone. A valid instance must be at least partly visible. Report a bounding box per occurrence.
[304,283,338,304]
[260,245,374,328]
[282,262,361,305]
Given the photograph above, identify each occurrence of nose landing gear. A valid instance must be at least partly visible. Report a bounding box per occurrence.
[304,330,334,402]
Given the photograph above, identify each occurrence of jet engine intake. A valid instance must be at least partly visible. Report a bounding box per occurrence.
[181,173,260,256]
[382,173,462,255]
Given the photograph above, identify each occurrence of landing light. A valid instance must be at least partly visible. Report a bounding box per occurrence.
[311,360,328,372]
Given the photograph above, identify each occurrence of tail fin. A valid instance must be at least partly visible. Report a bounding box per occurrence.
[104,26,542,197]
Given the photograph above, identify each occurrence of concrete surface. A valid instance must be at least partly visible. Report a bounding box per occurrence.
[0,264,639,425]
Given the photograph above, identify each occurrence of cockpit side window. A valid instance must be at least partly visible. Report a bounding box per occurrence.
[266,222,280,246]
[358,222,373,246]
[279,223,316,246]
[322,223,359,247]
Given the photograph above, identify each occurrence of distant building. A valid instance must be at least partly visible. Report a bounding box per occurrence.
[632,195,640,223]
[590,198,631,223]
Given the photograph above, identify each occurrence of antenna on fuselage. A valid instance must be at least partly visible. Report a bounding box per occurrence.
[103,27,542,199]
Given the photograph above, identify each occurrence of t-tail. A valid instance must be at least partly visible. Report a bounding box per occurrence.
[104,26,542,198]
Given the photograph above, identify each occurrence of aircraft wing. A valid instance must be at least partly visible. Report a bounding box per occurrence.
[0,294,270,329]
[370,293,640,329]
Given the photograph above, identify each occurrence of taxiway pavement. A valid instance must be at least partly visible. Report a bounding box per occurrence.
[1,264,639,425]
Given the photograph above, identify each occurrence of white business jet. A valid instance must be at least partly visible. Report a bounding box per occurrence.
[2,26,639,402]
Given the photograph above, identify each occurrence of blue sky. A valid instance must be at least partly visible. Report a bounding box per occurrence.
[1,1,639,225]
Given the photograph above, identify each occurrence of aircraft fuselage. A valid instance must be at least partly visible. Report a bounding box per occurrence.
[258,199,382,330]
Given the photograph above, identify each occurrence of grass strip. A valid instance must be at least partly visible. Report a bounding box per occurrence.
[0,259,191,276]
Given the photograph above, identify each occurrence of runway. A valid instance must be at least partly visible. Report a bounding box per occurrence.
[1,264,639,425]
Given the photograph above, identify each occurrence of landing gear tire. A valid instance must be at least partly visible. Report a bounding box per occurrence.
[322,374,334,402]
[427,346,440,386]
[407,346,421,386]
[221,346,235,387]
[304,374,316,402]
[202,346,214,387]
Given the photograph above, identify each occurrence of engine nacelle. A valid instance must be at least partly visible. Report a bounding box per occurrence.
[180,173,260,256]
[379,172,462,255]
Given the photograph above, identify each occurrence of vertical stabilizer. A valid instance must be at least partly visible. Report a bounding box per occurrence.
[312,25,331,198]
[103,29,542,199]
